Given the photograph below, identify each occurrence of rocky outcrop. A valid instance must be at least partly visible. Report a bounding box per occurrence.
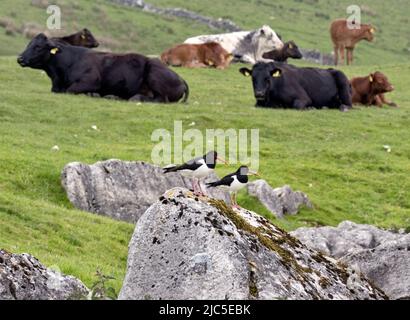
[0,250,89,300]
[300,49,334,66]
[61,160,229,223]
[291,221,410,300]
[119,188,387,300]
[247,180,313,218]
[111,0,241,32]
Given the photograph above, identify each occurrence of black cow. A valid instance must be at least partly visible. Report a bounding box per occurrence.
[17,34,189,103]
[262,41,303,62]
[52,28,99,48]
[239,62,352,111]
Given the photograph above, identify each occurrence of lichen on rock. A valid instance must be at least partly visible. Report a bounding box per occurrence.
[119,188,387,300]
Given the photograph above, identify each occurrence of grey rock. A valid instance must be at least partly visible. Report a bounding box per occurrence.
[61,159,230,223]
[111,0,241,32]
[247,180,313,218]
[291,221,405,258]
[119,188,387,300]
[0,250,89,300]
[291,221,410,299]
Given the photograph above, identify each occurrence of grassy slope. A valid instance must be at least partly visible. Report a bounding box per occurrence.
[0,0,409,292]
[149,0,410,65]
[0,0,215,56]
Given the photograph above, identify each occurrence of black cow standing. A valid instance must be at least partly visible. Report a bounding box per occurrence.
[240,62,352,112]
[17,34,189,103]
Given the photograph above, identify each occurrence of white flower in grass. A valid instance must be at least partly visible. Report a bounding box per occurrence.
[51,145,60,152]
[383,145,392,153]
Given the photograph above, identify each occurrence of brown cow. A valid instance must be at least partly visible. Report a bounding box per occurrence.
[350,72,397,107]
[52,28,99,48]
[262,40,303,62]
[161,42,233,69]
[330,19,375,65]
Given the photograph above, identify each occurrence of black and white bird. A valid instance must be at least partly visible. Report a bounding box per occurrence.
[206,166,259,209]
[163,151,228,196]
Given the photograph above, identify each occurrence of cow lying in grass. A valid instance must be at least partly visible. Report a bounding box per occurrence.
[262,41,303,63]
[240,62,352,112]
[161,42,233,69]
[17,34,189,103]
[330,19,375,66]
[184,25,283,64]
[52,28,99,48]
[350,72,397,107]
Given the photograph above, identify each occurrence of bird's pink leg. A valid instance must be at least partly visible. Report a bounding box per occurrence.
[231,193,241,209]
[197,179,206,196]
[191,178,198,194]
[192,179,202,196]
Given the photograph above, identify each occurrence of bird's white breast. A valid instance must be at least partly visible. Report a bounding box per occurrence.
[180,159,213,178]
[229,176,247,192]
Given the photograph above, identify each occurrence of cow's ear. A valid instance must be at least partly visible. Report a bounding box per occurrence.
[271,68,282,78]
[239,68,252,77]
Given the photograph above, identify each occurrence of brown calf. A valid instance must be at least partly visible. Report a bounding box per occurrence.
[330,19,375,65]
[350,71,397,107]
[53,28,99,48]
[262,40,303,62]
[161,42,233,69]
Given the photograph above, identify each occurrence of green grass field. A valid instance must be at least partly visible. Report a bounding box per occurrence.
[0,0,409,295]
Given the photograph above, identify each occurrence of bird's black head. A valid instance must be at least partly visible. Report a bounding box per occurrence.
[236,166,250,176]
[204,151,218,168]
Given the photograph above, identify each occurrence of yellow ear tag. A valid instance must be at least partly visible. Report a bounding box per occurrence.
[272,70,281,78]
[369,75,373,82]
[244,71,251,77]
[289,44,293,49]
[81,35,86,39]
[370,28,375,34]
[50,48,59,55]
[207,60,214,66]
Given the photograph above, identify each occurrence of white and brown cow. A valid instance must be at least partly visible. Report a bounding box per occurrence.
[184,25,283,64]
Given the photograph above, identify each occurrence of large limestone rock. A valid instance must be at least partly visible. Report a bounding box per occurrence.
[0,250,89,300]
[119,188,387,300]
[247,180,313,218]
[61,160,229,223]
[291,221,406,258]
[291,221,410,300]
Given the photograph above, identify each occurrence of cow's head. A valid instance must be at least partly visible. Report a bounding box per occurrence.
[240,63,283,101]
[17,33,62,69]
[78,28,99,48]
[369,71,394,94]
[255,25,284,52]
[363,24,376,42]
[283,41,303,59]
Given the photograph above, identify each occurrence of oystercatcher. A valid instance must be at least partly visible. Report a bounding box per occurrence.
[206,166,259,209]
[163,151,228,195]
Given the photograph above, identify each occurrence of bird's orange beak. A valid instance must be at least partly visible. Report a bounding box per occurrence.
[249,170,260,177]
[217,157,229,165]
